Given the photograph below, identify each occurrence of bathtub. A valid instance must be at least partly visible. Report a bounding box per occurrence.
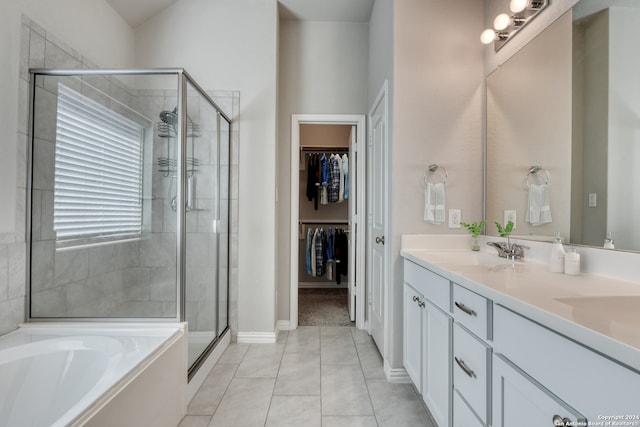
[0,323,187,427]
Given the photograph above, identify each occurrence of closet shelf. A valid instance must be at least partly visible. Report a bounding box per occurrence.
[299,219,349,225]
[300,146,349,152]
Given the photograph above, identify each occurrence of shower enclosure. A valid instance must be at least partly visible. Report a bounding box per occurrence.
[27,69,230,375]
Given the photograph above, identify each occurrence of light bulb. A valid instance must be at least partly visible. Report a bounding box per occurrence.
[480,29,496,45]
[510,0,528,13]
[494,13,511,31]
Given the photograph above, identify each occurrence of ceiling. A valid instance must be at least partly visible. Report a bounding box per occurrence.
[106,0,178,28]
[107,0,374,28]
[278,0,374,22]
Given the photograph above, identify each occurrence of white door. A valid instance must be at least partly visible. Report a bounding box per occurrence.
[367,83,388,354]
[348,126,357,321]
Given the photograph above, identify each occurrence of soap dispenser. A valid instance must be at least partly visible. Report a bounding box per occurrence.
[604,232,615,249]
[549,232,565,273]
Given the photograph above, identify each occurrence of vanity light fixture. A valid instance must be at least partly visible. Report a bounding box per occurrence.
[510,0,528,13]
[481,0,549,51]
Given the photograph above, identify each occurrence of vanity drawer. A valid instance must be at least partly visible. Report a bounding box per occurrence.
[493,305,640,418]
[453,390,484,427]
[453,322,491,424]
[453,284,490,340]
[404,260,450,312]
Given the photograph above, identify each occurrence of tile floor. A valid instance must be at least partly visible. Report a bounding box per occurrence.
[179,326,435,427]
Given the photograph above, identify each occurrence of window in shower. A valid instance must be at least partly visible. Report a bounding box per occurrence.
[53,83,144,245]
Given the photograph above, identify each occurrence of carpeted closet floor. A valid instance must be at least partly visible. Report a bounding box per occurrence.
[298,288,353,326]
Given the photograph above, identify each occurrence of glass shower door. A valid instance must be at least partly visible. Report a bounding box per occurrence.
[184,82,220,367]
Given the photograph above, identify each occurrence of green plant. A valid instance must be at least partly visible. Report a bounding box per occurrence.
[460,220,485,238]
[495,220,514,238]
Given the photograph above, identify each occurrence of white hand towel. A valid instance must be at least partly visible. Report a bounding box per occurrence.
[526,184,552,226]
[424,182,446,224]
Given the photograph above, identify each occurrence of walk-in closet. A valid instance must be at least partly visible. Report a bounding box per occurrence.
[298,124,353,326]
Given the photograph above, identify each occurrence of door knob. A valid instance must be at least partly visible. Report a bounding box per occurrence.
[552,415,571,426]
[375,236,385,245]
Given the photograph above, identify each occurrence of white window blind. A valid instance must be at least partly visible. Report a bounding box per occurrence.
[54,83,144,242]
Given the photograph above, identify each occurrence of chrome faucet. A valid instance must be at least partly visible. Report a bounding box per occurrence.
[487,241,528,260]
[487,241,509,257]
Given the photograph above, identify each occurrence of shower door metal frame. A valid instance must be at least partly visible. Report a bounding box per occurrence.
[26,69,231,334]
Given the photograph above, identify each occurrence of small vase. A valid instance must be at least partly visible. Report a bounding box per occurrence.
[472,237,480,251]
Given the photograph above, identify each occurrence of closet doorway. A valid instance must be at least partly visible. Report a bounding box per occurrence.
[290,114,366,330]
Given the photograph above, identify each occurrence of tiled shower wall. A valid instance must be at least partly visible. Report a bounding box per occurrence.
[0,15,239,336]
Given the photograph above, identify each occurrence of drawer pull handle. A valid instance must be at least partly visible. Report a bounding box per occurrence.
[455,302,477,317]
[454,356,476,379]
[552,415,571,426]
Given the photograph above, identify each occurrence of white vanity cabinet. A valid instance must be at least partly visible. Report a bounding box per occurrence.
[492,354,585,427]
[493,305,640,421]
[403,252,640,427]
[403,260,452,427]
[451,284,492,426]
[452,322,491,425]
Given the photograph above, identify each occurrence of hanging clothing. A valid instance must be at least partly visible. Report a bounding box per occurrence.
[328,154,341,203]
[334,229,349,284]
[320,154,329,186]
[338,154,345,202]
[319,154,329,205]
[306,154,319,210]
[342,154,349,200]
[326,228,335,281]
[311,228,318,276]
[315,228,326,277]
[326,228,335,262]
[305,227,313,275]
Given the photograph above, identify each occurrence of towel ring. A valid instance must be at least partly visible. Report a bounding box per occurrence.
[423,164,448,185]
[523,166,550,189]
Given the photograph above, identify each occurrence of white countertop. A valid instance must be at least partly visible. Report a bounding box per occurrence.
[401,241,640,373]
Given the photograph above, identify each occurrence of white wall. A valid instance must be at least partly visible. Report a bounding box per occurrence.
[135,0,279,334]
[276,20,369,321]
[368,0,393,108]
[386,0,484,369]
[0,0,134,235]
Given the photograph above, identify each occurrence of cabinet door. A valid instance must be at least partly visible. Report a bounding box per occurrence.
[423,299,452,427]
[403,283,423,391]
[493,354,586,427]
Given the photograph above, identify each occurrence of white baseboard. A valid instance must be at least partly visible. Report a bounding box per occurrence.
[236,331,277,344]
[276,320,293,331]
[384,360,411,383]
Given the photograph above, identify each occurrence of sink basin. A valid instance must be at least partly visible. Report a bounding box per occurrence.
[414,251,520,267]
[553,296,640,325]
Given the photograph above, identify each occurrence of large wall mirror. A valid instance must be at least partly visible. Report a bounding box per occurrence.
[486,0,640,252]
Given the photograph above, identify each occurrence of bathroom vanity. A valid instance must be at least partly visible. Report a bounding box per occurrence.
[401,235,640,427]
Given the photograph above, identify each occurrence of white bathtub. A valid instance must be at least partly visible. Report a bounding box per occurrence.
[0,323,187,427]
